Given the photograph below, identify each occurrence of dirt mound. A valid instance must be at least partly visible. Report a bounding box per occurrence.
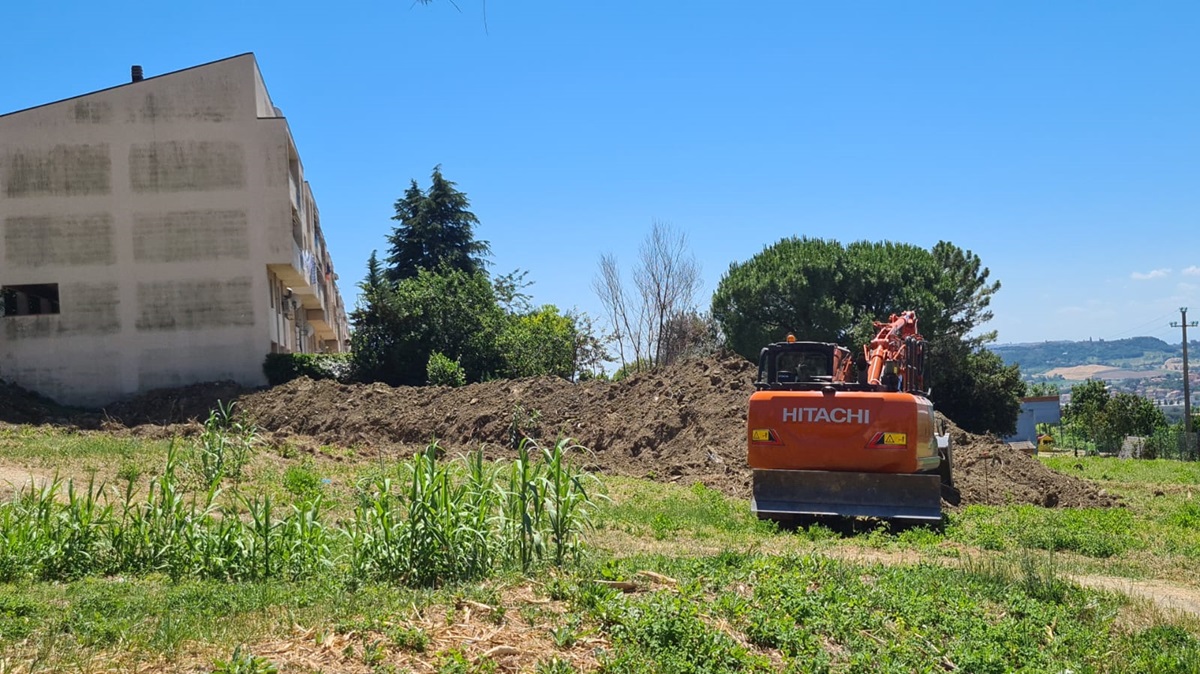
[0,379,76,425]
[99,381,251,425]
[940,414,1116,508]
[233,356,1114,509]
[7,354,1115,510]
[238,357,757,492]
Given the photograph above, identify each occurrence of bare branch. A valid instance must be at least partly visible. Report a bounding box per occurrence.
[595,221,702,372]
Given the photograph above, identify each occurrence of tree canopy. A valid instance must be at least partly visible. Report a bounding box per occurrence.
[385,166,490,282]
[351,167,596,385]
[1063,380,1167,453]
[351,265,505,386]
[711,237,1018,434]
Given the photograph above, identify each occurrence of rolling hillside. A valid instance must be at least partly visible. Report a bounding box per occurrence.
[991,336,1196,376]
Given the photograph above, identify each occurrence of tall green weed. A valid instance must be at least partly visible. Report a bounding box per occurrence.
[0,433,598,586]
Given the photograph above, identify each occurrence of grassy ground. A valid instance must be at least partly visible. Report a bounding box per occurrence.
[1,425,1199,673]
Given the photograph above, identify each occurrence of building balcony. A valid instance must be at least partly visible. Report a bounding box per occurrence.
[267,241,306,288]
[306,308,337,341]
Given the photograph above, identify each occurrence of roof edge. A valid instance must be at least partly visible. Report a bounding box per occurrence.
[0,52,258,120]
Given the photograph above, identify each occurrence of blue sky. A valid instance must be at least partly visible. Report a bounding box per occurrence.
[2,2,1197,345]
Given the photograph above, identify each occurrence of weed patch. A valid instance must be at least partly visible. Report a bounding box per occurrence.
[950,504,1137,557]
[0,437,600,586]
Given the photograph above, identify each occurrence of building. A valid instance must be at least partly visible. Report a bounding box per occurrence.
[0,54,349,407]
[1004,395,1062,445]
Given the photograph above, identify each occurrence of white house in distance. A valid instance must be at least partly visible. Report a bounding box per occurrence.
[0,54,349,407]
[1005,394,1062,445]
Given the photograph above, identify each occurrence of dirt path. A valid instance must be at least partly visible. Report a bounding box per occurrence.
[0,464,53,497]
[1072,575,1200,618]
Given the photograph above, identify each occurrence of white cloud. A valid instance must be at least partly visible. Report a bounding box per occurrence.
[1131,268,1171,280]
[1183,266,1200,277]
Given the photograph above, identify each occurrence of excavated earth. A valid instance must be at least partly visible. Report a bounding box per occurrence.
[2,356,1115,509]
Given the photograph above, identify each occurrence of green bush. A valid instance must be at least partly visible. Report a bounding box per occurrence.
[283,461,323,500]
[427,352,467,387]
[497,306,576,379]
[612,359,654,382]
[262,353,352,386]
[351,266,505,386]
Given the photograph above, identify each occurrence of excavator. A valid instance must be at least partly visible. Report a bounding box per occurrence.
[746,311,952,522]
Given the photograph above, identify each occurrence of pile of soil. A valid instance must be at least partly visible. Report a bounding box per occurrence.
[3,355,1116,510]
[99,381,250,426]
[940,415,1116,508]
[232,356,1113,509]
[237,357,756,492]
[0,379,76,425]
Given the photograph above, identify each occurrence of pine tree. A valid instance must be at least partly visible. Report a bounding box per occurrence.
[384,166,490,282]
[360,250,385,294]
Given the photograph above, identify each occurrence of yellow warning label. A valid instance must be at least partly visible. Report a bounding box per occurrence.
[751,429,772,442]
[882,433,907,446]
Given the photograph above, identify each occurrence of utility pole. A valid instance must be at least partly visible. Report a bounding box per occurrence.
[1171,307,1198,459]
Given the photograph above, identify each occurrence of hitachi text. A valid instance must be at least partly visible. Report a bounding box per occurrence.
[781,407,870,424]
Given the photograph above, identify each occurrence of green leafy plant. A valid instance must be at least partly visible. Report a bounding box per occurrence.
[190,401,258,489]
[283,461,323,500]
[427,351,467,387]
[389,625,429,652]
[507,404,542,448]
[549,618,580,649]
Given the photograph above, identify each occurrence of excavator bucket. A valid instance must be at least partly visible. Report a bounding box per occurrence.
[751,469,943,522]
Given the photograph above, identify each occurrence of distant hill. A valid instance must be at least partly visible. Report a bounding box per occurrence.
[991,337,1198,376]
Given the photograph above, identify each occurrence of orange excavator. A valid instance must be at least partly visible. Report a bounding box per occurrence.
[746,311,952,522]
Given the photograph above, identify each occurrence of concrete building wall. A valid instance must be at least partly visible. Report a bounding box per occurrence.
[0,54,349,407]
[1005,395,1062,444]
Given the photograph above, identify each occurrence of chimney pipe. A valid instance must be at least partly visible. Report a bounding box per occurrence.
[131,65,144,82]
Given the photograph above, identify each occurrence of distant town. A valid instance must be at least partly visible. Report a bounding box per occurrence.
[994,336,1199,420]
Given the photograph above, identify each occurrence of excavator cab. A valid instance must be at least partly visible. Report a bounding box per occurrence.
[756,340,854,389]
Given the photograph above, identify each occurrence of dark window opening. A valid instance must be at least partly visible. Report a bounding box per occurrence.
[2,284,61,316]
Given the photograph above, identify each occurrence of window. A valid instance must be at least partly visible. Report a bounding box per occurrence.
[778,351,830,378]
[2,284,60,316]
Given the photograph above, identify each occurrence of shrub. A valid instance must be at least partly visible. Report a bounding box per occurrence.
[497,306,576,379]
[427,352,467,387]
[283,461,323,500]
[262,353,352,386]
[351,267,505,386]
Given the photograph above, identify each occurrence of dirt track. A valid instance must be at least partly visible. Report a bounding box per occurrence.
[2,355,1114,510]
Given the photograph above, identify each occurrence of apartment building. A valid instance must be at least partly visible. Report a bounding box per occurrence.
[0,54,350,406]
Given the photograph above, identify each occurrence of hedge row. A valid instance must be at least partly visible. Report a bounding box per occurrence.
[262,353,353,386]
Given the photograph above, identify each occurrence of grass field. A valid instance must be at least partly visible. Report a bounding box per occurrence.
[1,423,1199,673]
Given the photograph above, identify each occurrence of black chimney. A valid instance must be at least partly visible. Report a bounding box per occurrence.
[131,65,144,82]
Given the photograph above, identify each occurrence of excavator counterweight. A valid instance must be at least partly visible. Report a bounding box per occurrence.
[751,470,943,521]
